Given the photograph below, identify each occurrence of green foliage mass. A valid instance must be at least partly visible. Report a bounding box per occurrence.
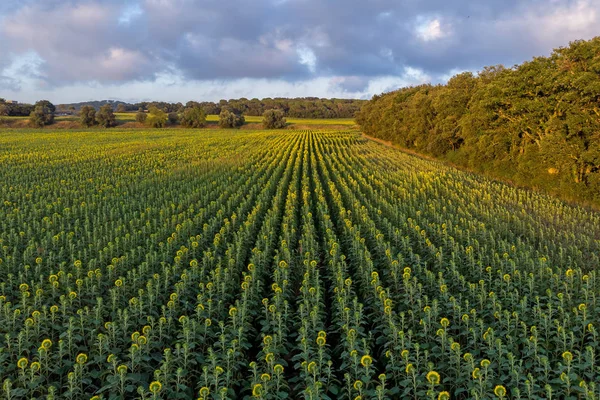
[0,129,599,399]
[135,109,147,124]
[219,109,245,128]
[29,100,55,127]
[59,98,366,119]
[146,106,168,128]
[0,100,34,117]
[262,109,287,129]
[79,105,97,127]
[180,106,207,128]
[96,104,117,128]
[356,37,600,205]
[167,112,179,125]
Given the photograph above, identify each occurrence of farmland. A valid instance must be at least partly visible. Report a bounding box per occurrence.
[112,113,354,126]
[0,114,355,129]
[1,129,600,399]
[204,115,355,126]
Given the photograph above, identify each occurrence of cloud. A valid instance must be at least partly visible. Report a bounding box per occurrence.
[118,3,143,25]
[0,52,46,91]
[297,47,317,73]
[0,0,598,102]
[415,18,446,42]
[0,71,437,104]
[1,2,156,83]
[328,76,370,93]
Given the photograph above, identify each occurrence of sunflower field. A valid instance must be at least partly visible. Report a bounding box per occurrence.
[0,129,599,399]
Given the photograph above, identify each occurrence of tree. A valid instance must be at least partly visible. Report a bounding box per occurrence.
[180,106,206,128]
[36,100,56,114]
[116,104,127,113]
[136,109,147,124]
[79,105,96,127]
[29,100,55,127]
[168,112,179,125]
[219,109,245,128]
[0,103,7,124]
[147,105,167,128]
[354,36,600,205]
[262,109,287,129]
[96,104,117,128]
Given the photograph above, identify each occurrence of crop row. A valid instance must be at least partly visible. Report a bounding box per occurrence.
[0,129,599,399]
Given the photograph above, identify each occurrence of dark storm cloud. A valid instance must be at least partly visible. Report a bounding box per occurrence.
[0,0,598,93]
[275,0,598,76]
[328,76,371,93]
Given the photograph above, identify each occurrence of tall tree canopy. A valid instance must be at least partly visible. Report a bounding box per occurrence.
[356,37,600,205]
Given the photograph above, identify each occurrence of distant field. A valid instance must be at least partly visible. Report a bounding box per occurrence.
[114,112,136,121]
[1,115,30,120]
[205,114,355,125]
[116,113,355,125]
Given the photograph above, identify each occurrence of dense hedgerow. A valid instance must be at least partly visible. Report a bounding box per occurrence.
[356,37,600,206]
[0,129,599,399]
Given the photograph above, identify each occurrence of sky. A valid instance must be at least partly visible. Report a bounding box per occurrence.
[0,0,598,104]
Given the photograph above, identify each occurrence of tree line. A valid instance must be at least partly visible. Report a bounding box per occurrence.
[356,37,600,205]
[1,100,289,130]
[0,100,35,117]
[0,100,58,127]
[58,97,365,118]
[108,105,284,129]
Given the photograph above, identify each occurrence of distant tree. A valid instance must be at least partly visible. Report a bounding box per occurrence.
[262,109,287,129]
[0,104,7,124]
[147,105,167,128]
[116,104,127,113]
[168,112,179,125]
[200,101,220,115]
[136,109,147,124]
[36,100,56,114]
[30,107,51,127]
[79,105,96,127]
[219,109,245,128]
[180,106,206,128]
[69,106,76,113]
[6,103,33,117]
[96,104,117,128]
[29,100,55,127]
